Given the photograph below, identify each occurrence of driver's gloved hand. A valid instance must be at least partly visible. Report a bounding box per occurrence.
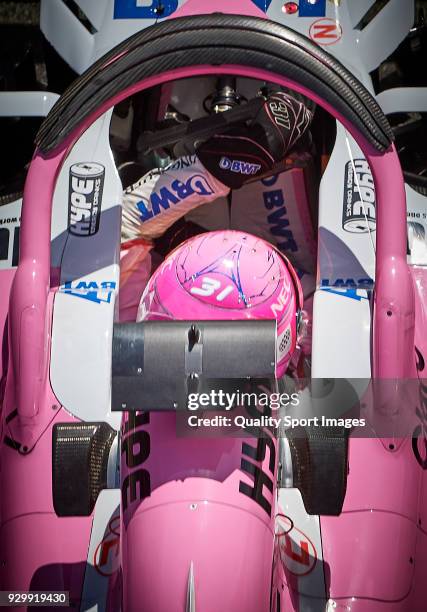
[196,91,313,189]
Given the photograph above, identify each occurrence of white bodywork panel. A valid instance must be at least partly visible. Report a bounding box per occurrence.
[41,0,96,75]
[40,0,413,81]
[0,92,59,117]
[276,488,326,608]
[312,288,371,378]
[40,0,186,74]
[266,0,413,80]
[51,288,120,429]
[313,120,373,379]
[50,109,122,279]
[80,491,121,612]
[377,87,427,116]
[50,109,122,428]
[318,122,376,292]
[407,185,427,267]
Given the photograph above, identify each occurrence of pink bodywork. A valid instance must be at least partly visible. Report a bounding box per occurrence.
[120,410,277,611]
[0,0,426,610]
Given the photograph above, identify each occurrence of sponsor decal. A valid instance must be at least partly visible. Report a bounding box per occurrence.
[59,280,116,304]
[0,228,9,261]
[0,223,20,266]
[298,0,327,17]
[0,212,20,266]
[342,159,376,233]
[0,216,19,226]
[121,412,151,525]
[113,0,327,21]
[251,0,274,11]
[274,0,328,15]
[239,393,276,517]
[408,211,427,220]
[94,516,120,577]
[137,175,214,222]
[320,287,369,301]
[309,17,342,45]
[276,514,317,576]
[263,176,298,254]
[68,162,105,237]
[114,0,177,19]
[271,285,291,317]
[219,157,261,176]
[166,154,197,172]
[321,277,374,289]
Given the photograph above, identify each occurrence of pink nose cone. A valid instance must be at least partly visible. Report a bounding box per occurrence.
[123,483,275,612]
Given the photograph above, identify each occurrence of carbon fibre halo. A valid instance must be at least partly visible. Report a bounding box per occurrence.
[36,14,393,154]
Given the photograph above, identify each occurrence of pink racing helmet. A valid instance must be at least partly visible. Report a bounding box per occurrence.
[137,230,303,377]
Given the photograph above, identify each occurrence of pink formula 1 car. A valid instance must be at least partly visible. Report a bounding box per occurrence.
[1,1,427,611]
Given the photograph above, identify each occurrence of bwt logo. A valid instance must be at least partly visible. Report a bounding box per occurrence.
[137,175,214,222]
[321,278,374,289]
[113,1,279,20]
[219,157,261,176]
[60,280,117,304]
[114,0,178,19]
[262,175,298,254]
[113,0,325,21]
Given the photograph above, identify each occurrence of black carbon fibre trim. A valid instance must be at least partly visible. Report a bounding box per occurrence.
[287,425,348,516]
[36,14,393,153]
[52,422,116,516]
